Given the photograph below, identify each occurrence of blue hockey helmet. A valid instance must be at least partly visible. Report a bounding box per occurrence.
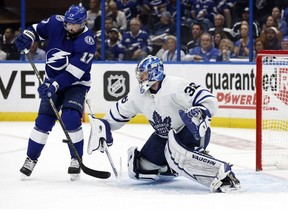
[135,55,164,94]
[64,5,87,26]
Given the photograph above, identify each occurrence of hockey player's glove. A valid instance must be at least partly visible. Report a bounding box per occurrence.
[15,27,36,52]
[179,106,211,140]
[87,116,113,154]
[38,81,59,99]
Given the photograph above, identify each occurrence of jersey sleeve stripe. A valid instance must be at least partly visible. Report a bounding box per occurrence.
[66,63,85,79]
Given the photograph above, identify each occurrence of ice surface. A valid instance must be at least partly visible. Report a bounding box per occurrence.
[1,122,288,215]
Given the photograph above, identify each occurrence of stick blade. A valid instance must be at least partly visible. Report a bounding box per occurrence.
[80,163,111,179]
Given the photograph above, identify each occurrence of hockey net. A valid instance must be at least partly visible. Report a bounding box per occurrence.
[256,51,288,171]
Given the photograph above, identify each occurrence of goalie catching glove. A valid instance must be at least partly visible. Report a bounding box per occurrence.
[87,115,113,154]
[179,106,211,140]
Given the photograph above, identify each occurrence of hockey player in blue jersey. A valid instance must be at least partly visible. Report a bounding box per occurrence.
[88,55,241,192]
[15,4,96,180]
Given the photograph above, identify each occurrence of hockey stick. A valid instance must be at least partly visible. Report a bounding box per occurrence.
[25,52,111,179]
[86,99,119,178]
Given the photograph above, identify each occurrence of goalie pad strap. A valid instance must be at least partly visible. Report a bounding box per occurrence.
[164,130,231,188]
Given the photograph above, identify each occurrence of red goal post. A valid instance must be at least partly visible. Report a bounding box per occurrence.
[256,50,288,171]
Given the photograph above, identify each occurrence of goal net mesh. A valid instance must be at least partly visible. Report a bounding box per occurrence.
[257,54,288,170]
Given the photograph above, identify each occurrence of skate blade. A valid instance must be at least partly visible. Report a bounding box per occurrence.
[70,174,80,181]
[20,174,30,181]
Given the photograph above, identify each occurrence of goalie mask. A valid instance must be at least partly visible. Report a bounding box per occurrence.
[64,5,87,36]
[135,55,164,94]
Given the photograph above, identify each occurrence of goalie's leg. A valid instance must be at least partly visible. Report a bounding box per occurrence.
[164,130,241,192]
[127,147,178,181]
[127,133,178,181]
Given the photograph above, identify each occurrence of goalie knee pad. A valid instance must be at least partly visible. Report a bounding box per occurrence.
[127,147,168,181]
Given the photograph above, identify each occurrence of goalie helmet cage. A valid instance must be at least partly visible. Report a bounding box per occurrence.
[256,50,288,171]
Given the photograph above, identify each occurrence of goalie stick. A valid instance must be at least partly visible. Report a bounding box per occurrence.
[86,99,119,178]
[25,51,111,179]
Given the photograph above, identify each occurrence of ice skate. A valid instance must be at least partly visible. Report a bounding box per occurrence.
[20,157,38,180]
[68,158,81,181]
[211,170,242,193]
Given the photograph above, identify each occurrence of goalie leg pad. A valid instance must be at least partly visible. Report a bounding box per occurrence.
[164,130,236,190]
[127,147,168,181]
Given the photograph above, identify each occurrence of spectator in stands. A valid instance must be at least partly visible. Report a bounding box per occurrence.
[138,0,167,35]
[104,28,125,61]
[152,11,176,37]
[115,0,141,23]
[183,32,221,62]
[165,0,178,22]
[263,27,281,50]
[142,0,167,19]
[94,31,102,60]
[284,7,288,25]
[254,0,277,27]
[232,7,260,39]
[150,11,176,55]
[281,35,288,50]
[86,0,101,34]
[107,1,128,33]
[215,0,237,28]
[188,0,216,32]
[216,38,234,62]
[161,35,185,62]
[0,27,20,60]
[213,32,227,49]
[232,23,251,58]
[208,14,237,42]
[25,41,46,61]
[121,18,152,61]
[185,22,203,54]
[155,38,168,59]
[260,15,279,36]
[271,6,288,37]
[253,37,265,59]
[104,16,114,39]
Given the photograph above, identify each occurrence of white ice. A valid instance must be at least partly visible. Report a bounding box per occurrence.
[1,122,288,215]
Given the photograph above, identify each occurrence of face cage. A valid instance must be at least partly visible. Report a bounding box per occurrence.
[136,70,157,94]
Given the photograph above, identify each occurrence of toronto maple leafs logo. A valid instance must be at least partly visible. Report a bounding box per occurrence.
[149,111,172,137]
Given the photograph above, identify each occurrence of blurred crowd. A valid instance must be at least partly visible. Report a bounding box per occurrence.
[1,0,288,62]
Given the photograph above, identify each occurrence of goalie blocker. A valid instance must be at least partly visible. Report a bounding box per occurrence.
[87,114,113,154]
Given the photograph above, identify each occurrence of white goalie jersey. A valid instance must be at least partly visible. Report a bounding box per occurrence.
[103,75,218,138]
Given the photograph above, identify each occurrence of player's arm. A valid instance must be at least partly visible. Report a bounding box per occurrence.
[87,92,139,154]
[15,14,58,53]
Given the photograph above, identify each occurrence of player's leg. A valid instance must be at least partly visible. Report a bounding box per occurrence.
[127,133,177,181]
[62,86,86,180]
[20,98,57,178]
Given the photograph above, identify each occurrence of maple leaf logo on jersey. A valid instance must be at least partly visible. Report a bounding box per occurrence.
[149,111,171,137]
[46,48,71,70]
